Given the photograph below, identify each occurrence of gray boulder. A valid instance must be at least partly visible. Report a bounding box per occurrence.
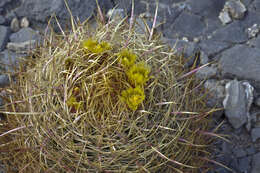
[186,0,226,19]
[0,25,10,51]
[219,45,260,88]
[199,39,231,58]
[9,27,40,43]
[15,0,113,27]
[211,21,248,43]
[252,152,260,173]
[196,65,217,80]
[163,38,199,67]
[0,50,26,72]
[168,11,205,39]
[251,127,260,142]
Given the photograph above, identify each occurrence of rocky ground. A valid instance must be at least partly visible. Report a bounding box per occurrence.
[1,0,260,173]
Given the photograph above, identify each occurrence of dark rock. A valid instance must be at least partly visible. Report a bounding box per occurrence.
[0,25,10,51]
[196,65,217,80]
[113,0,146,15]
[204,18,223,35]
[0,50,26,72]
[211,21,248,43]
[232,147,247,158]
[135,18,153,35]
[199,51,209,64]
[204,79,225,110]
[167,11,205,39]
[224,0,247,19]
[251,127,260,142]
[251,152,260,173]
[199,40,231,58]
[157,0,183,3]
[151,4,183,35]
[246,146,256,156]
[9,27,40,43]
[219,45,260,88]
[238,156,251,172]
[238,11,260,30]
[186,0,225,19]
[163,38,199,62]
[15,0,113,28]
[250,1,260,13]
[213,168,231,173]
[229,158,239,172]
[221,141,233,154]
[0,74,10,88]
[0,15,5,24]
[0,0,12,8]
[223,80,247,129]
[216,154,233,166]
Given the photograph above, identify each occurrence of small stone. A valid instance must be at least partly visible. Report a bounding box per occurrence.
[219,10,232,25]
[193,37,200,43]
[0,25,10,51]
[225,0,247,19]
[9,27,40,43]
[0,74,10,88]
[252,152,260,173]
[251,127,260,142]
[10,17,20,32]
[7,40,36,53]
[20,17,29,28]
[223,79,248,129]
[196,65,217,79]
[247,24,260,38]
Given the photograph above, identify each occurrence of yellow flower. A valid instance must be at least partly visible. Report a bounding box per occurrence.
[67,96,82,110]
[82,39,111,54]
[126,62,150,86]
[95,41,112,53]
[82,38,99,53]
[121,86,145,110]
[118,49,137,68]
